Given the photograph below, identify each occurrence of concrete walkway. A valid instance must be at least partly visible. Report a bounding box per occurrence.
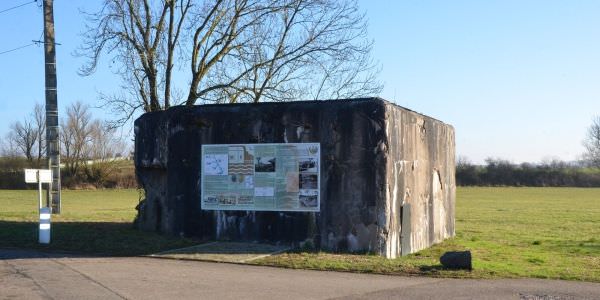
[150,241,291,263]
[1,249,598,300]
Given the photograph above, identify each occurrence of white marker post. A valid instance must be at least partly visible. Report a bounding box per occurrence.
[24,169,53,244]
[39,207,51,244]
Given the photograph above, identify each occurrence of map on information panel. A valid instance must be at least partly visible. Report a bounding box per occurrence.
[201,143,320,212]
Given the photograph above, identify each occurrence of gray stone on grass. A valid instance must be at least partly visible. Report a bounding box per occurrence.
[440,251,472,270]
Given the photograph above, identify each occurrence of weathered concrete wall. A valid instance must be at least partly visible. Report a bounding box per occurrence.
[134,98,455,258]
[382,103,456,256]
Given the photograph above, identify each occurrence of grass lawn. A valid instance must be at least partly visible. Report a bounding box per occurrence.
[0,187,598,281]
[253,187,600,282]
[0,189,198,255]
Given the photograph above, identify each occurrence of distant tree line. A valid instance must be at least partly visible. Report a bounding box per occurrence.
[456,157,600,187]
[457,116,600,187]
[0,102,135,189]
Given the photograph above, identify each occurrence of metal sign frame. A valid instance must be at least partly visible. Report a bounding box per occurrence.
[24,169,53,209]
[24,169,53,244]
[201,143,321,212]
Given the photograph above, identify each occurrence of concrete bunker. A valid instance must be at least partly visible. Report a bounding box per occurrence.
[134,98,455,258]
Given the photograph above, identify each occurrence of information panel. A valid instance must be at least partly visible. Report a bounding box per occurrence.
[201,143,320,212]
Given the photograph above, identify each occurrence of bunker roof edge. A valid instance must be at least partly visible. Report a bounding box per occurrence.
[136,97,451,128]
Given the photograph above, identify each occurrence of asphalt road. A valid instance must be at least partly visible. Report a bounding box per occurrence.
[1,249,599,300]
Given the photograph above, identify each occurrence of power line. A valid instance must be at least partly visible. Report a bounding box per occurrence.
[0,43,35,55]
[0,40,61,56]
[32,40,61,46]
[0,0,37,15]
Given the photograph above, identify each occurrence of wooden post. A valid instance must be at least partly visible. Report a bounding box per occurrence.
[43,0,61,213]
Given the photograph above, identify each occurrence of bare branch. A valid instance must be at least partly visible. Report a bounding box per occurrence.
[77,0,382,124]
[583,116,600,167]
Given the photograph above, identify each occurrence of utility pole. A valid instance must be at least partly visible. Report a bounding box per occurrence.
[43,0,61,214]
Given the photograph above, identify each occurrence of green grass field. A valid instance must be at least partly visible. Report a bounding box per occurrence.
[0,187,598,281]
[0,189,198,255]
[454,187,599,281]
[0,189,139,222]
[255,187,600,281]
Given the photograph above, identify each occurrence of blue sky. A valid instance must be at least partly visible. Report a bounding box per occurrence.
[1,0,599,163]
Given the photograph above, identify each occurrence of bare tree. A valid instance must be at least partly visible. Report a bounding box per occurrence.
[78,0,381,124]
[583,116,600,167]
[60,102,94,175]
[85,120,127,184]
[78,0,191,120]
[8,119,38,162]
[59,101,128,180]
[1,103,46,162]
[33,103,46,167]
[88,119,126,160]
[194,0,381,104]
[0,132,20,158]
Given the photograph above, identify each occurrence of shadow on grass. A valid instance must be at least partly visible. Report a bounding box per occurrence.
[0,220,200,258]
